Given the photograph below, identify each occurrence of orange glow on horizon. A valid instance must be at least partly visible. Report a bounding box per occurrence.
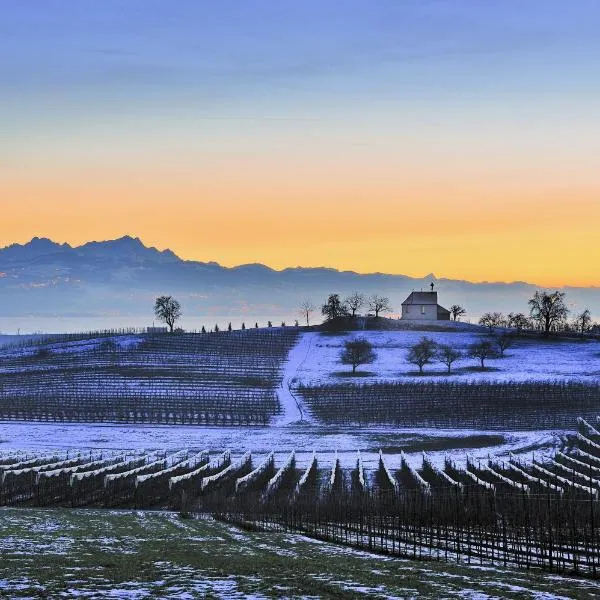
[1,163,599,289]
[4,0,600,296]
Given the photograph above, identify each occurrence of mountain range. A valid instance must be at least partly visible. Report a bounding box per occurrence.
[0,236,598,332]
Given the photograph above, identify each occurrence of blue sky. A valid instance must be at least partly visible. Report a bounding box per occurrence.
[3,1,600,118]
[2,1,600,285]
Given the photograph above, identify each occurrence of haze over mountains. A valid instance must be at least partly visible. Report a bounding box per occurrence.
[0,236,598,333]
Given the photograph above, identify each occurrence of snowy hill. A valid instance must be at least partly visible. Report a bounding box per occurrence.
[295,330,600,385]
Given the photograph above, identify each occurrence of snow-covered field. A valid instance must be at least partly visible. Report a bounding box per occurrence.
[0,334,44,349]
[0,334,142,358]
[0,421,564,472]
[0,328,589,473]
[294,330,600,385]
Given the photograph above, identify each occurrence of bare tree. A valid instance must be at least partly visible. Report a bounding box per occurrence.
[492,332,515,357]
[436,344,462,373]
[322,294,349,321]
[528,290,569,334]
[340,338,376,374]
[407,337,437,374]
[368,295,392,318]
[153,296,182,333]
[478,312,506,332]
[344,292,365,317]
[507,312,531,331]
[575,308,592,333]
[449,305,467,321]
[468,340,496,369]
[299,299,316,326]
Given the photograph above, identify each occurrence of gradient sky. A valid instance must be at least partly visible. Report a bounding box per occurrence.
[2,1,600,286]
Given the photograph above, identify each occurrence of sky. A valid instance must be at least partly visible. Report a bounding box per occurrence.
[1,1,600,287]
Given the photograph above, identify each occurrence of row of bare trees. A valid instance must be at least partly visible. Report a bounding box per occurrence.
[479,290,596,335]
[154,290,594,335]
[299,293,393,326]
[406,336,508,373]
[338,333,514,375]
[154,293,392,333]
[153,296,301,333]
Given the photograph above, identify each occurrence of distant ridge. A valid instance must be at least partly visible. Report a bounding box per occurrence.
[0,237,598,328]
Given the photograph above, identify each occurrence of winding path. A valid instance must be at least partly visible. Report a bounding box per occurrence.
[273,333,316,426]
